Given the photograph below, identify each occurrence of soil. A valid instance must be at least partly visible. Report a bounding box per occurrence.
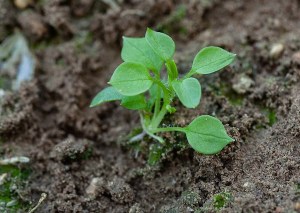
[0,0,300,212]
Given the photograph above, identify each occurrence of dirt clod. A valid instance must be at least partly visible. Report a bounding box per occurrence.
[129,203,144,213]
[107,176,134,204]
[50,136,93,162]
[17,11,48,41]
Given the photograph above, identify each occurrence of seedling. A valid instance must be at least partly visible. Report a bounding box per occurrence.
[90,28,236,154]
[213,192,233,209]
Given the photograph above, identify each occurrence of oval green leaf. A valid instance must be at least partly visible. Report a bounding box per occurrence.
[172,78,201,108]
[191,46,236,75]
[90,86,124,107]
[121,94,147,110]
[185,115,234,154]
[145,28,175,61]
[121,37,163,73]
[109,62,153,96]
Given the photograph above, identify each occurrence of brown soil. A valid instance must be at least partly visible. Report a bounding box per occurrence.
[1,0,300,212]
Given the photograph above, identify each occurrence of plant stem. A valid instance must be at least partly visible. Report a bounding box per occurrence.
[184,70,203,80]
[153,76,161,118]
[151,126,186,133]
[129,131,146,142]
[149,103,168,129]
[152,77,169,95]
[184,69,195,79]
[140,111,165,143]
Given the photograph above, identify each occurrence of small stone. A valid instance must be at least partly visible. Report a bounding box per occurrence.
[232,74,254,94]
[295,202,300,211]
[270,43,284,58]
[107,176,134,204]
[14,0,32,9]
[292,52,300,65]
[243,182,250,187]
[86,177,105,199]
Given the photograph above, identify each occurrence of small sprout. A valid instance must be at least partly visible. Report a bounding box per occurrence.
[0,164,31,211]
[213,192,232,209]
[91,28,236,156]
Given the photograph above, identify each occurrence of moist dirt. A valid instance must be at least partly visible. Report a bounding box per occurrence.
[0,0,300,212]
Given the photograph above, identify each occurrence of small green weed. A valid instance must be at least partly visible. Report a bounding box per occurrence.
[0,164,30,212]
[91,28,236,155]
[213,192,232,210]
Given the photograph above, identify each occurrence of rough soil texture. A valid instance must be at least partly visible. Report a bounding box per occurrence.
[0,0,300,212]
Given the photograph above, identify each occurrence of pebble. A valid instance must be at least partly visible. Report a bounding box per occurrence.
[232,74,254,94]
[86,177,105,199]
[243,182,250,187]
[292,51,300,65]
[295,202,300,211]
[14,0,32,9]
[270,43,284,58]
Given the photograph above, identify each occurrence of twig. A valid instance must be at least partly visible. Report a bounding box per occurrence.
[28,193,47,213]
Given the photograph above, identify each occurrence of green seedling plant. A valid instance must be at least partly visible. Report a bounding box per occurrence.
[90,28,236,155]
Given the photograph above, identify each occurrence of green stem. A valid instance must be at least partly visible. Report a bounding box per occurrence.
[184,70,203,80]
[153,93,161,118]
[153,75,161,118]
[152,77,169,95]
[152,126,186,133]
[140,112,165,144]
[150,103,168,129]
[184,69,195,79]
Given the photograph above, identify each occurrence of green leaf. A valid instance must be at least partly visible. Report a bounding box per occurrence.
[191,46,236,75]
[109,62,153,96]
[121,37,163,72]
[145,28,175,61]
[172,78,201,108]
[184,115,234,154]
[121,94,147,110]
[90,86,123,107]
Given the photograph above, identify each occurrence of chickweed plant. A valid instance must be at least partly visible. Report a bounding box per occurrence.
[90,28,236,154]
